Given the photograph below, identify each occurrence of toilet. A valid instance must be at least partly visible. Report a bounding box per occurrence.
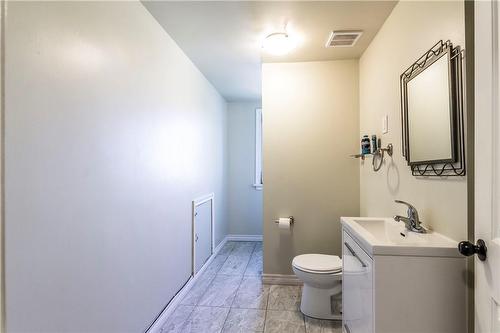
[292,254,342,320]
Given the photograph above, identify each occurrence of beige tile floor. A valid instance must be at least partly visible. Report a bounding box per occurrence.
[160,241,342,333]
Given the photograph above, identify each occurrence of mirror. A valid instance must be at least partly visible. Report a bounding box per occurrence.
[406,52,454,163]
[400,40,465,176]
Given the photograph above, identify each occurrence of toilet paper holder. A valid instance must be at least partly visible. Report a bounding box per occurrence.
[274,216,295,224]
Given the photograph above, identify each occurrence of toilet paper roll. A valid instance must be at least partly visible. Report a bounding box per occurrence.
[278,217,291,229]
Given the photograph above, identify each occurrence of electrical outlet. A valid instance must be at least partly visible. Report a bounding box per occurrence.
[382,115,388,134]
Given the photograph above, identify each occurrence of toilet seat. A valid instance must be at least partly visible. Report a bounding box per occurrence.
[292,254,342,274]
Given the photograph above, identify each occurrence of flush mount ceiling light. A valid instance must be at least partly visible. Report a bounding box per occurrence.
[262,32,297,56]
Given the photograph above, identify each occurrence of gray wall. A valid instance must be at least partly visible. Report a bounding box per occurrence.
[262,60,360,275]
[359,0,467,241]
[227,102,263,236]
[5,2,228,332]
[0,2,3,330]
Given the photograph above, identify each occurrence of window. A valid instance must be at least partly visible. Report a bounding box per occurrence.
[254,108,263,190]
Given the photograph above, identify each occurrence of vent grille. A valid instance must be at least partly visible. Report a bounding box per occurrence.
[325,30,363,48]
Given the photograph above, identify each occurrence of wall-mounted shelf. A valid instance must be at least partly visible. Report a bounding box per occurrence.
[351,143,393,172]
[351,153,373,161]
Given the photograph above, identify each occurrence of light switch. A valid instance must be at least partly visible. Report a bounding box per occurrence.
[382,115,388,134]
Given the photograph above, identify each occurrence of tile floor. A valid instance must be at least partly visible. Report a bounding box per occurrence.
[160,241,342,333]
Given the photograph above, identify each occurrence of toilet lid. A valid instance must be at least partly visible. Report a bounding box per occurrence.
[292,254,342,273]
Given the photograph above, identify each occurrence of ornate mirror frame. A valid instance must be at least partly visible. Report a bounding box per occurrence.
[400,40,465,177]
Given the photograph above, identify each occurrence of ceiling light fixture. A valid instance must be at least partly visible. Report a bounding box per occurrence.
[262,32,297,56]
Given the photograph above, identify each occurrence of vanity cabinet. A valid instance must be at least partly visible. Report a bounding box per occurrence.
[342,232,373,333]
[341,224,466,333]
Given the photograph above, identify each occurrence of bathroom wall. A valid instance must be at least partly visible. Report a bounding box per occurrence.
[0,2,4,330]
[359,1,467,241]
[262,60,360,275]
[228,102,263,236]
[5,1,228,332]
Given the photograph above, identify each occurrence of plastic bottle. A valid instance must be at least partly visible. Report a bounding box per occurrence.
[361,135,371,155]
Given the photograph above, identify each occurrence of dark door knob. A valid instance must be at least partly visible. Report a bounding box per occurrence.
[458,239,487,261]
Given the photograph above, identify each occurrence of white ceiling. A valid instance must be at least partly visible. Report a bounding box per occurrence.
[142,1,397,102]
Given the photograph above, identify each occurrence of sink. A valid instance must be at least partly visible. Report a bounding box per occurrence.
[352,219,394,241]
[341,217,460,257]
[353,218,431,245]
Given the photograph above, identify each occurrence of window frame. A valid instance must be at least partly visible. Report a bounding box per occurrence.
[253,108,263,190]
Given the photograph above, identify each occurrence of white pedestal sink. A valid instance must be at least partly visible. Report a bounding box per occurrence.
[341,217,466,333]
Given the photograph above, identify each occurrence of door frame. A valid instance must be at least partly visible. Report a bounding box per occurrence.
[465,1,475,332]
[192,193,215,276]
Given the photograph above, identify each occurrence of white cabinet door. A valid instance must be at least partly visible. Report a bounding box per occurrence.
[194,199,213,273]
[342,231,373,333]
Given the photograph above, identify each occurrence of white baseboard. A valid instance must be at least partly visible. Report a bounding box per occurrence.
[226,234,263,242]
[213,237,227,254]
[262,273,302,286]
[147,234,264,332]
[146,237,229,333]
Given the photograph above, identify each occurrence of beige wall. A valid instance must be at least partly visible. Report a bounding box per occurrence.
[5,2,228,331]
[0,1,3,331]
[228,102,263,236]
[359,1,467,241]
[262,60,359,275]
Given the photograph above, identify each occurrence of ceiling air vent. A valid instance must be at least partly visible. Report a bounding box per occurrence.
[325,30,363,48]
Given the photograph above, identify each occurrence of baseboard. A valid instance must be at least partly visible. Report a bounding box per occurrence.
[146,234,264,332]
[262,273,302,286]
[213,236,227,254]
[146,237,229,333]
[226,234,263,242]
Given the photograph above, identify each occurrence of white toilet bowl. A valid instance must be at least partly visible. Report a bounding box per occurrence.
[292,254,342,320]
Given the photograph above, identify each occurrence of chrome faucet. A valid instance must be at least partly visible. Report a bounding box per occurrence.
[394,200,426,233]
